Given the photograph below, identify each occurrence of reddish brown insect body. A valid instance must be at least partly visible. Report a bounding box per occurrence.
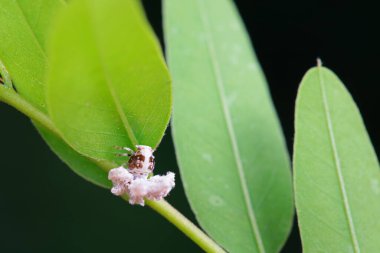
[127,145,155,175]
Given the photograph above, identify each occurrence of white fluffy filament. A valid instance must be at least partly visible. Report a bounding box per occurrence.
[108,167,175,206]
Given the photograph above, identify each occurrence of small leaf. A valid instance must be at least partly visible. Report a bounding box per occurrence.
[294,66,380,252]
[47,0,171,162]
[164,0,293,252]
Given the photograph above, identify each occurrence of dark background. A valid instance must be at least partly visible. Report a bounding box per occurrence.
[0,0,378,252]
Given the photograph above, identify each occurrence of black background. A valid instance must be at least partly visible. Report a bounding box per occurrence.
[0,0,378,252]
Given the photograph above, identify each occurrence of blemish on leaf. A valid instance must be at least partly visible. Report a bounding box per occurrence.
[170,26,179,35]
[371,179,380,195]
[227,92,237,106]
[247,63,258,71]
[209,195,224,207]
[202,153,213,163]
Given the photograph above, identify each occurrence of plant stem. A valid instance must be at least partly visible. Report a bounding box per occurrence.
[145,199,226,253]
[0,86,60,137]
[0,86,226,253]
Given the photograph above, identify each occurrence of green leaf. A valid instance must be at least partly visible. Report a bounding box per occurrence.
[0,0,113,187]
[0,0,64,112]
[47,0,171,162]
[294,66,380,252]
[36,123,111,188]
[164,0,293,252]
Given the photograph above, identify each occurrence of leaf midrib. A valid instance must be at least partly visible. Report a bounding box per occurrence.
[86,1,138,147]
[195,1,266,252]
[317,66,360,253]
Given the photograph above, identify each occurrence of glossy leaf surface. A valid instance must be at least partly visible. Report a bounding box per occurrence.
[294,66,380,252]
[47,0,171,162]
[0,0,112,187]
[164,0,293,252]
[0,1,103,183]
[0,0,168,187]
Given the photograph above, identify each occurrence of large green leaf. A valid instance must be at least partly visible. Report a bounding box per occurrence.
[0,0,165,187]
[47,0,171,162]
[294,66,380,252]
[0,0,110,187]
[164,0,293,252]
[0,0,111,187]
[0,0,64,111]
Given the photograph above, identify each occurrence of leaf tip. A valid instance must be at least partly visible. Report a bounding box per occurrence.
[316,58,323,68]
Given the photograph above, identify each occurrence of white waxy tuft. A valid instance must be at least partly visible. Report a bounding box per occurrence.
[145,172,176,201]
[108,166,133,196]
[128,178,149,206]
[109,167,175,206]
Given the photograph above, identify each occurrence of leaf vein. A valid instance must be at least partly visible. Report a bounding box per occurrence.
[196,1,265,252]
[318,66,360,253]
[86,1,138,147]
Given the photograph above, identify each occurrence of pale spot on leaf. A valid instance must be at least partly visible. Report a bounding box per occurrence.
[202,153,213,163]
[209,195,224,207]
[371,179,380,195]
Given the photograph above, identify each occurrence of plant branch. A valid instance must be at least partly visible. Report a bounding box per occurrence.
[0,87,225,253]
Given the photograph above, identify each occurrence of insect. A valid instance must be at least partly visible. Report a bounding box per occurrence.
[116,145,155,177]
[110,145,175,205]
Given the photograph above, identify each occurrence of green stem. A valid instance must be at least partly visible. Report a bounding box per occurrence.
[146,199,226,253]
[0,86,226,253]
[0,86,59,136]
